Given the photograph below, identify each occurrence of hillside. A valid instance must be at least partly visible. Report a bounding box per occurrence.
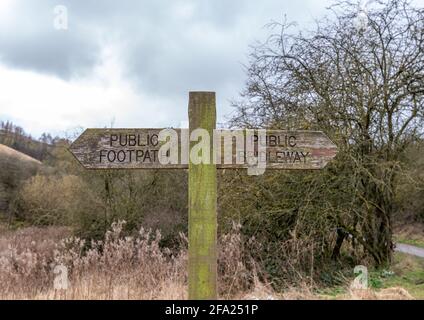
[0,144,42,215]
[0,144,42,165]
[0,123,53,161]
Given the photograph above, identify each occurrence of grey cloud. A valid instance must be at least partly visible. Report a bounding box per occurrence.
[0,31,98,79]
[0,0,101,78]
[0,0,250,82]
[0,0,329,127]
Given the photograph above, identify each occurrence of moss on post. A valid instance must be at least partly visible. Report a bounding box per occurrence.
[188,91,217,300]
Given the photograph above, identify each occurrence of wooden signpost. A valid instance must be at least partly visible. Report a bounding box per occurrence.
[69,91,338,300]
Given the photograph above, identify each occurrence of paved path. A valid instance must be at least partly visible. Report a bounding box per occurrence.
[395,243,424,258]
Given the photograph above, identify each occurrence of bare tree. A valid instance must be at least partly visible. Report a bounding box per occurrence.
[232,0,424,266]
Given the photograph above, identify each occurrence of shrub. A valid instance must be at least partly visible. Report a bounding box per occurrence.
[17,175,102,226]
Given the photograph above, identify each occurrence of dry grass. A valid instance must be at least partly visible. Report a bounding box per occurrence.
[0,221,187,300]
[343,287,414,300]
[0,225,70,253]
[0,221,257,300]
[0,222,416,300]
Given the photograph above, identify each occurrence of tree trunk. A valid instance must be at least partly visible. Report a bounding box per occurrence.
[331,228,346,260]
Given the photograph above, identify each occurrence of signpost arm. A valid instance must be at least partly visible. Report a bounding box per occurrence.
[188,92,217,300]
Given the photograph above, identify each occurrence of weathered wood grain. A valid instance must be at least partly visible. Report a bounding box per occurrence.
[69,129,338,170]
[188,91,217,300]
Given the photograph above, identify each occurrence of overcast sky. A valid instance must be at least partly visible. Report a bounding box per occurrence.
[0,0,359,138]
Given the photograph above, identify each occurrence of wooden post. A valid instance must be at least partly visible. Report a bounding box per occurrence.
[188,91,217,300]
